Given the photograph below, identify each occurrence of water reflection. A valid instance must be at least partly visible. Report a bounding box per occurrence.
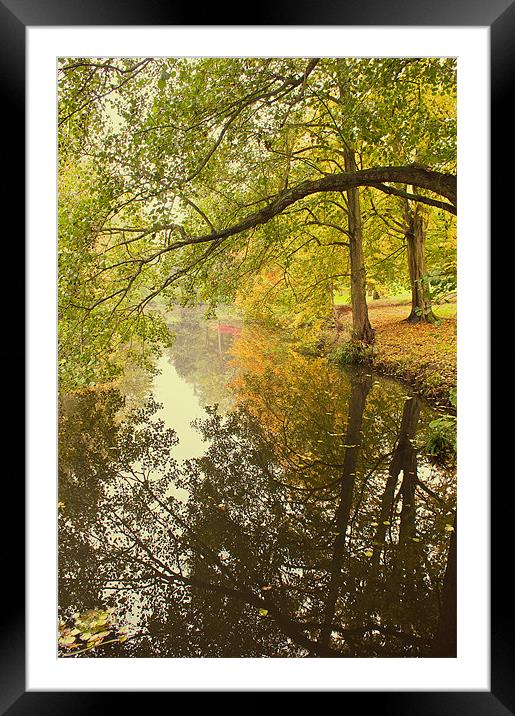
[58,312,456,658]
[166,307,241,412]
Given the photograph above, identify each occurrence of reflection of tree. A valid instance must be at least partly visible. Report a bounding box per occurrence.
[227,324,431,490]
[58,389,178,633]
[432,514,457,657]
[318,371,372,650]
[358,395,429,641]
[166,307,240,411]
[59,368,456,657]
[59,387,125,612]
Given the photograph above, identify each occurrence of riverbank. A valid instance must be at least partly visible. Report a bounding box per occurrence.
[326,296,457,408]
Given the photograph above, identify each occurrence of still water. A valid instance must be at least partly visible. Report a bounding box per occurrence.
[58,308,456,658]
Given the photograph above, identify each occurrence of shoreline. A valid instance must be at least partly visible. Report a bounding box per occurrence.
[321,297,457,410]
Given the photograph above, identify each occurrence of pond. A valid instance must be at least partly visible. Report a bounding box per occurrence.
[58,307,456,658]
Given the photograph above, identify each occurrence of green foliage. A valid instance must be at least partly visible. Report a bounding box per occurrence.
[422,414,456,462]
[58,159,171,392]
[57,57,456,386]
[421,263,457,304]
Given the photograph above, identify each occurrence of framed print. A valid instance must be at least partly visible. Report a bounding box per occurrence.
[5,0,503,711]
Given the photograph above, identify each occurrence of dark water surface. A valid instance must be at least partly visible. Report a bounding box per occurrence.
[58,308,456,658]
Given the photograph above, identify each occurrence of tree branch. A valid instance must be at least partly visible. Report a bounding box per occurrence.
[161,165,456,252]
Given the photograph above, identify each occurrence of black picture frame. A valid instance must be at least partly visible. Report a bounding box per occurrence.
[7,0,501,712]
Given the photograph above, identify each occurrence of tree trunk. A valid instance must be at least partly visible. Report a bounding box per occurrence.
[345,150,375,344]
[403,198,437,324]
[337,59,374,345]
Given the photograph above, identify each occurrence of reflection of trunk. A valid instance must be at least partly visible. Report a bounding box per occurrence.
[398,450,418,544]
[318,372,372,648]
[432,514,457,657]
[369,397,421,576]
[336,59,374,345]
[396,446,421,605]
[403,197,436,324]
[388,397,423,609]
[361,397,424,643]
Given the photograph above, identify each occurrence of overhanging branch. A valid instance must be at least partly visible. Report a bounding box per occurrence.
[163,165,456,252]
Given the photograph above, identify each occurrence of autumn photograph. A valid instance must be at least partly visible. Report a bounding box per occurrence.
[57,56,457,659]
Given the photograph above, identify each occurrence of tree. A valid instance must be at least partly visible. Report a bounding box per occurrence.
[357,59,456,323]
[335,58,374,343]
[402,196,437,323]
[57,57,457,383]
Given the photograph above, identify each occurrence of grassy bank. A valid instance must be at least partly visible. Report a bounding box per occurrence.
[328,296,457,407]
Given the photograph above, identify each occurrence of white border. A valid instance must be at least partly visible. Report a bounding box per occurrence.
[27,26,490,691]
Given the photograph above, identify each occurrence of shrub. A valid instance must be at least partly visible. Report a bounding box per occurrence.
[423,414,456,462]
[329,340,374,366]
